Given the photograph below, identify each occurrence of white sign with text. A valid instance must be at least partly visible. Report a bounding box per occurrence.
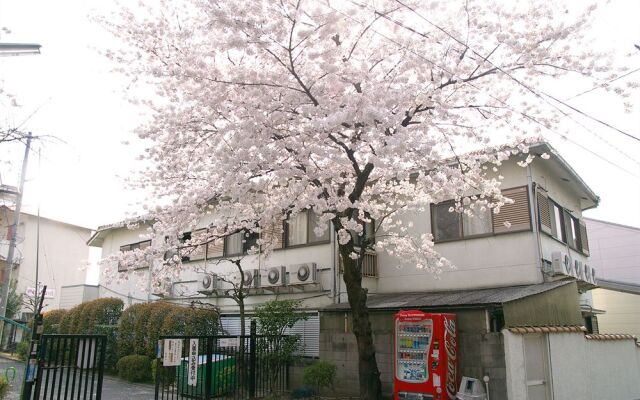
[163,339,183,366]
[187,339,199,386]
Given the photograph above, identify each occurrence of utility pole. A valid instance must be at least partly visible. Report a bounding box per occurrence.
[0,132,32,346]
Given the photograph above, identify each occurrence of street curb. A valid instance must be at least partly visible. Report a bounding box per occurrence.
[0,352,22,362]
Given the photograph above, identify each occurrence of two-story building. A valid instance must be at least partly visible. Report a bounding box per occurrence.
[88,142,640,400]
[0,203,93,349]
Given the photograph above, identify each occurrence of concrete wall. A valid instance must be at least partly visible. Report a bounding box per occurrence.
[503,281,583,328]
[319,309,508,400]
[504,330,640,400]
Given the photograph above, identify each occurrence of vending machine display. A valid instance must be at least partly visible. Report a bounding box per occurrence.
[394,311,458,400]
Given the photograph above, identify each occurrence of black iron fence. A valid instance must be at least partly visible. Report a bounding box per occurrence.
[31,334,107,400]
[155,329,289,399]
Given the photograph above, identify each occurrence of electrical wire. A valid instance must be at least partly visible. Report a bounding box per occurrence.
[566,67,640,100]
[324,2,640,179]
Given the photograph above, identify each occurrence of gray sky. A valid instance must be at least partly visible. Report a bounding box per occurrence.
[0,0,639,234]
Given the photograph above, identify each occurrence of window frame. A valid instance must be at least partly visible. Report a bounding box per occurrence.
[541,196,588,255]
[431,200,494,243]
[283,210,331,249]
[118,240,151,271]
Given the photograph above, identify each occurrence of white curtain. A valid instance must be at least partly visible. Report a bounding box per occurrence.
[287,211,308,245]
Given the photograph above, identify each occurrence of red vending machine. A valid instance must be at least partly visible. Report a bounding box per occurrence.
[394,311,458,400]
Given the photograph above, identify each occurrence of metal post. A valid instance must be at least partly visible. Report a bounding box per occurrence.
[204,337,213,400]
[21,284,46,400]
[0,133,32,347]
[249,320,257,398]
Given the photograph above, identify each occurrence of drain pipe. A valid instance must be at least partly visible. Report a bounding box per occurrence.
[483,375,490,400]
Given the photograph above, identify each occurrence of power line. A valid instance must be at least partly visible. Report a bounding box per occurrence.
[324,1,640,179]
[390,0,640,147]
[566,66,640,100]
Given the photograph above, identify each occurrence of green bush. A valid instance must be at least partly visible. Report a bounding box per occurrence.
[0,375,8,399]
[16,340,30,361]
[116,355,152,382]
[151,359,176,384]
[118,302,219,360]
[94,324,119,371]
[59,298,123,334]
[302,361,337,393]
[42,309,68,334]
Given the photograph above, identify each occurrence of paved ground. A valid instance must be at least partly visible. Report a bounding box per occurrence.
[0,356,155,399]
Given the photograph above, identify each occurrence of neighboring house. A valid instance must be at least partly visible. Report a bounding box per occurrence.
[583,218,640,337]
[0,203,93,348]
[0,205,93,312]
[89,142,640,400]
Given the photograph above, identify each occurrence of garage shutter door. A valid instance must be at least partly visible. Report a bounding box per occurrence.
[220,312,319,357]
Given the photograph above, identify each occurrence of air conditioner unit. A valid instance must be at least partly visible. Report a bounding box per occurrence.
[583,264,591,283]
[574,260,585,281]
[198,274,221,294]
[152,278,172,297]
[235,269,260,288]
[288,263,318,285]
[551,252,572,276]
[262,266,286,287]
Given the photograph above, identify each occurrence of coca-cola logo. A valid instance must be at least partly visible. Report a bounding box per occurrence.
[444,317,457,400]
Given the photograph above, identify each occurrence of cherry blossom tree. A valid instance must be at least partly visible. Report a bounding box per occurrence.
[102,1,632,397]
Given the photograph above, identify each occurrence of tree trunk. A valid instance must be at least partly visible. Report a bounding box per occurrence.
[340,245,383,400]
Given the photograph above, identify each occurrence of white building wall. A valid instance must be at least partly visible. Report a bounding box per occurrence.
[504,331,640,400]
[12,213,91,312]
[96,222,338,311]
[585,219,640,283]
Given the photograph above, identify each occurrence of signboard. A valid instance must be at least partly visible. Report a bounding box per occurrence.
[187,339,199,386]
[163,339,183,366]
[25,287,55,299]
[218,337,240,348]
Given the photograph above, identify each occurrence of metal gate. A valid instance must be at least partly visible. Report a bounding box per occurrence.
[31,334,107,400]
[155,333,289,399]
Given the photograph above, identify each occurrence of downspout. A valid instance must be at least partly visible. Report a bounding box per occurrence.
[527,165,545,283]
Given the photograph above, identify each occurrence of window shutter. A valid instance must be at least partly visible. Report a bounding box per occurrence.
[206,238,224,258]
[261,223,283,249]
[536,189,552,235]
[493,186,532,234]
[579,220,590,256]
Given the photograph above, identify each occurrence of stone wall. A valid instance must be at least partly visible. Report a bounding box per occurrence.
[319,309,507,400]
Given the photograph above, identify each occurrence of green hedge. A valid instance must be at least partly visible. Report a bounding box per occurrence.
[118,302,219,359]
[42,309,68,334]
[116,355,152,383]
[59,298,124,334]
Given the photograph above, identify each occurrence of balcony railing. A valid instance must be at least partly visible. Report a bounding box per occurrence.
[339,250,378,278]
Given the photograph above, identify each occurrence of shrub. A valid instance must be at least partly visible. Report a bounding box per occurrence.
[302,361,337,393]
[151,359,176,384]
[16,340,30,361]
[59,298,124,334]
[116,355,152,382]
[0,375,8,399]
[95,324,119,371]
[42,309,68,334]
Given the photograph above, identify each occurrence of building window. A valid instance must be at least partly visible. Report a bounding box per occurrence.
[352,220,376,248]
[549,201,565,242]
[285,210,330,247]
[564,212,581,251]
[119,240,151,271]
[432,201,493,242]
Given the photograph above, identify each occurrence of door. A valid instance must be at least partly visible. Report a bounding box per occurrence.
[523,333,551,400]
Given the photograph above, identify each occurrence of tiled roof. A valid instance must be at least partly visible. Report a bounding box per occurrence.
[585,334,637,341]
[324,280,573,310]
[508,326,586,334]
